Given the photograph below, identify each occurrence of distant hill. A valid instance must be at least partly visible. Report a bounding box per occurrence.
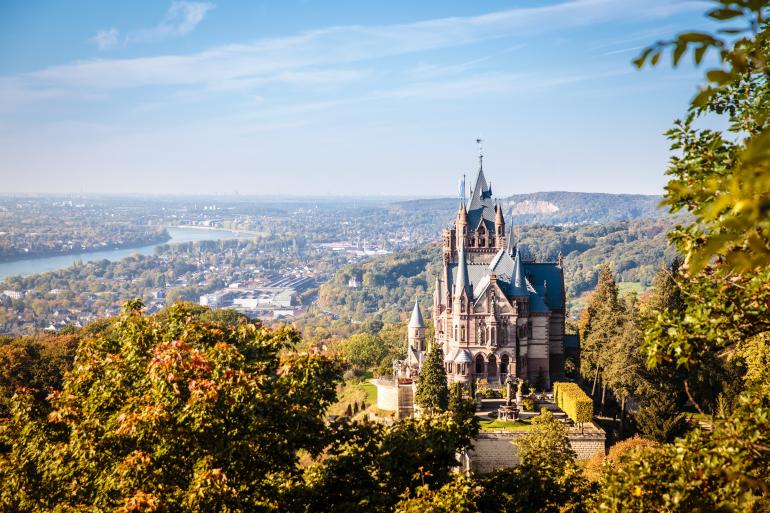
[390,191,664,227]
[317,216,681,322]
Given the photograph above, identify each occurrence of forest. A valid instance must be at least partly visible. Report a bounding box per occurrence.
[318,215,681,323]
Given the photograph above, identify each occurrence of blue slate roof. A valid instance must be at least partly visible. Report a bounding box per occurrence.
[522,262,565,309]
[447,255,564,311]
[467,167,496,233]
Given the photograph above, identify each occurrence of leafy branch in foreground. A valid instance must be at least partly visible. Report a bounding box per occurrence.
[636,0,770,275]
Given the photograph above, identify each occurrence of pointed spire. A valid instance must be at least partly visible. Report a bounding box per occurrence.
[456,201,468,223]
[506,225,515,255]
[454,245,470,297]
[408,300,425,328]
[512,246,526,294]
[468,165,488,210]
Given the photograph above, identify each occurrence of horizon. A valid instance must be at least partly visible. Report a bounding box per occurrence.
[0,189,664,201]
[1,0,713,196]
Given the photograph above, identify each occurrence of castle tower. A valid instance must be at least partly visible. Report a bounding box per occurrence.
[406,301,426,366]
[495,203,505,249]
[431,153,567,390]
[455,202,468,253]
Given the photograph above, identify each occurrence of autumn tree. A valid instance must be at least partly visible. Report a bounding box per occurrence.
[0,301,342,512]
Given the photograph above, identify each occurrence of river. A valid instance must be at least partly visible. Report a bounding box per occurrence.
[0,227,254,281]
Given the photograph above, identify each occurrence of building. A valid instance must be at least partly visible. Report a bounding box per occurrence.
[433,159,567,388]
[199,276,314,319]
[376,158,568,417]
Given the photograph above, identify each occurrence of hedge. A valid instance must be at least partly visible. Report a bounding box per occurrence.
[553,382,593,424]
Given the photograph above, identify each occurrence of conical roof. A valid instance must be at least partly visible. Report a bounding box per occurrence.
[506,225,515,255]
[408,301,425,328]
[454,245,470,297]
[510,246,528,296]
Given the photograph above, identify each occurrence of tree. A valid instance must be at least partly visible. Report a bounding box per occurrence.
[302,412,478,513]
[0,301,341,512]
[395,409,590,513]
[416,345,448,413]
[515,408,576,473]
[579,264,621,401]
[0,331,80,417]
[632,393,689,443]
[597,1,770,509]
[603,294,643,436]
[337,331,404,370]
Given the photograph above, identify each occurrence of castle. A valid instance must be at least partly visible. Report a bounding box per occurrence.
[404,158,567,389]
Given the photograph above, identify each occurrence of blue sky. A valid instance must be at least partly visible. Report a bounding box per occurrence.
[0,0,715,197]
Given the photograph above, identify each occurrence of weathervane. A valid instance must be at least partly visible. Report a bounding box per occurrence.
[476,137,483,169]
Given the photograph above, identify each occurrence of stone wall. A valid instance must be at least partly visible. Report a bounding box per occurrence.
[375,379,416,419]
[376,380,398,412]
[465,424,606,474]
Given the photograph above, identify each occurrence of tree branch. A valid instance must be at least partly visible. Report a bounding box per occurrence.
[684,379,706,417]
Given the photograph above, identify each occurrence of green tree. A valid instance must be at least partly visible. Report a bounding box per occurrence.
[416,345,449,413]
[0,301,341,512]
[597,1,770,509]
[579,264,623,411]
[395,409,590,513]
[515,408,576,473]
[603,294,643,436]
[301,412,478,513]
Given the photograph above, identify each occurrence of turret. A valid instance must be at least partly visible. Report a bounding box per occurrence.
[408,301,425,348]
[407,301,426,365]
[455,202,468,253]
[495,202,505,248]
[454,245,470,301]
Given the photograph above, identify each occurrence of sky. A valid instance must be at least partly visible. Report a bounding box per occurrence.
[0,0,717,197]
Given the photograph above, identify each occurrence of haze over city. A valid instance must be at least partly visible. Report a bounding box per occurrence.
[1,0,714,196]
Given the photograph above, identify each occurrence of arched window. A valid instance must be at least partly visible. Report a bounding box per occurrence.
[490,327,496,346]
[500,354,510,375]
[488,354,497,377]
[454,325,458,340]
[461,326,466,342]
[475,353,485,374]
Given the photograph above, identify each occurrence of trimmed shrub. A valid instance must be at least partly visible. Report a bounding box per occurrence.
[553,382,593,424]
[522,397,535,412]
[477,383,496,399]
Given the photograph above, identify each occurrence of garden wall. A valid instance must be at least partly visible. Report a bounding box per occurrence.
[464,425,606,474]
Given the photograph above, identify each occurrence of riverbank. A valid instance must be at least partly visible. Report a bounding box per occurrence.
[0,227,251,282]
[0,231,172,265]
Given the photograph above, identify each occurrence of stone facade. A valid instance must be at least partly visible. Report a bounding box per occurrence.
[464,425,606,474]
[375,378,416,420]
[433,162,567,388]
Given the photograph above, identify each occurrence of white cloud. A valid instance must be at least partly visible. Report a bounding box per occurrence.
[90,27,119,50]
[90,1,214,50]
[126,1,215,44]
[12,0,702,111]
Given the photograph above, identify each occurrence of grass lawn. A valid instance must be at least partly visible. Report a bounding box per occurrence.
[328,377,378,417]
[617,281,647,296]
[479,418,533,431]
[360,381,377,404]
